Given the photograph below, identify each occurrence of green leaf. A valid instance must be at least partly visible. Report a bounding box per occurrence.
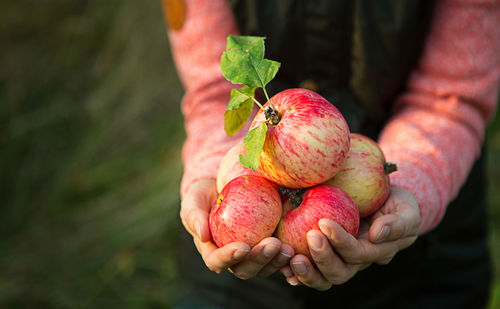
[224,86,256,136]
[221,35,280,88]
[226,35,264,61]
[226,86,256,110]
[239,123,268,171]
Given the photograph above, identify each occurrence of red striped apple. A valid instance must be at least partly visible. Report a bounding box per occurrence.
[249,88,350,188]
[216,141,260,193]
[324,133,397,217]
[209,175,282,248]
[275,184,359,259]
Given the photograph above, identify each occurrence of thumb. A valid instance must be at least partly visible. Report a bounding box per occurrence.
[180,179,217,243]
[368,214,406,244]
[368,187,420,244]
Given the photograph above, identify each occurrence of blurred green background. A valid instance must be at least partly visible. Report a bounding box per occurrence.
[0,1,499,308]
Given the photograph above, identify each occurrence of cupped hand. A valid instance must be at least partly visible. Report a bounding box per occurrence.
[180,179,294,279]
[281,187,420,290]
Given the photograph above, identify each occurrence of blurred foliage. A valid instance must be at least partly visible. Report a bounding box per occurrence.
[487,110,500,309]
[0,1,184,308]
[0,1,499,309]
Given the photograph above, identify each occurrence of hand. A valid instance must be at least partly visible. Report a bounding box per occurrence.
[180,178,295,279]
[281,187,420,290]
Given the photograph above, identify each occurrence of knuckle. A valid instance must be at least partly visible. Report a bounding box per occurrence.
[343,250,369,265]
[346,256,364,264]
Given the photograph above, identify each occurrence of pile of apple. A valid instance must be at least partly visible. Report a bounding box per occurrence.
[210,88,397,258]
[208,35,396,259]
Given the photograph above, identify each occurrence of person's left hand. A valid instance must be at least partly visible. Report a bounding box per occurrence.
[280,187,420,291]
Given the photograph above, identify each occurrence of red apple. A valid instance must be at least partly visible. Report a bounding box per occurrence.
[324,133,396,217]
[216,141,260,193]
[209,175,282,248]
[275,184,359,259]
[249,88,350,189]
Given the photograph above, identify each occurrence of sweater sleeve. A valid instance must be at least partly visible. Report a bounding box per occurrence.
[378,0,500,234]
[165,0,248,198]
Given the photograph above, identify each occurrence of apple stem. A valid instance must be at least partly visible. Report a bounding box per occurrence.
[262,87,275,111]
[251,96,265,111]
[260,87,279,125]
[279,187,305,208]
[384,162,398,174]
[265,106,280,125]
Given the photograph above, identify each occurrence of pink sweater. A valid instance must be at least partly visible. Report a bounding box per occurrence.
[167,0,500,234]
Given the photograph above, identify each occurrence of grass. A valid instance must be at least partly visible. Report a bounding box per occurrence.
[487,119,500,309]
[0,1,499,308]
[1,1,184,308]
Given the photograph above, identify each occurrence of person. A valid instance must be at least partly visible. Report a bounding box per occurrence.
[163,0,500,308]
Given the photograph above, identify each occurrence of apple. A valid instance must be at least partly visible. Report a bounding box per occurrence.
[324,133,397,217]
[216,141,260,193]
[209,175,282,248]
[249,88,350,189]
[275,184,359,259]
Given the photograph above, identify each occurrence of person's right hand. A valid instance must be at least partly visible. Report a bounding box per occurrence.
[180,178,295,279]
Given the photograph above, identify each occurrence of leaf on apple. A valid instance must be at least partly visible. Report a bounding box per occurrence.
[224,86,256,136]
[220,35,280,169]
[221,35,280,90]
[239,122,268,171]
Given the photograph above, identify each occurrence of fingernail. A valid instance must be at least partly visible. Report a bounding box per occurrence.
[292,261,306,275]
[194,220,201,239]
[233,248,249,260]
[376,226,390,243]
[307,233,322,251]
[280,251,292,259]
[277,251,292,264]
[287,277,299,286]
[263,244,280,258]
[318,220,332,235]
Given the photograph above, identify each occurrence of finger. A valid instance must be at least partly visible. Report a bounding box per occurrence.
[368,189,420,244]
[280,266,301,286]
[369,214,406,244]
[280,265,294,278]
[195,238,251,274]
[180,206,210,242]
[319,219,379,264]
[290,255,332,291]
[319,218,415,265]
[229,237,281,279]
[258,243,295,278]
[307,230,359,285]
[180,180,217,242]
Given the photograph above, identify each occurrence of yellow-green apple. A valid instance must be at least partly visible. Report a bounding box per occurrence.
[249,88,350,188]
[216,141,260,193]
[324,133,397,217]
[275,184,359,259]
[209,175,282,248]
